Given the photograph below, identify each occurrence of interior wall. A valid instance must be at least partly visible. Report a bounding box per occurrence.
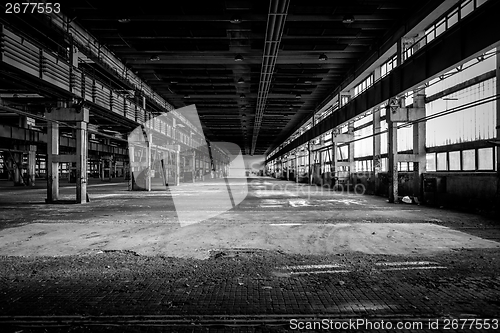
[243,155,266,173]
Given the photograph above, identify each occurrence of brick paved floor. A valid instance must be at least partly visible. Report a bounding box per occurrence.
[0,177,499,332]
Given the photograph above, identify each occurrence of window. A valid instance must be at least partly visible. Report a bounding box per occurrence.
[437,152,447,171]
[447,8,459,28]
[435,18,446,37]
[353,74,374,97]
[477,148,494,170]
[426,153,436,171]
[462,149,475,170]
[381,158,387,172]
[461,0,474,18]
[449,151,461,170]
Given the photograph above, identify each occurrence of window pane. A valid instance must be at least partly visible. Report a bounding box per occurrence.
[478,148,493,170]
[437,152,447,170]
[426,28,435,43]
[449,151,461,170]
[435,18,446,37]
[426,153,436,171]
[448,10,458,28]
[462,149,475,170]
[461,0,474,18]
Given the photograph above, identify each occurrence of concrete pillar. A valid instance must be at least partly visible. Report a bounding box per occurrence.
[331,137,336,187]
[286,157,290,181]
[28,145,36,186]
[76,120,88,203]
[13,153,22,185]
[308,142,312,185]
[175,149,180,186]
[295,150,299,183]
[496,46,500,198]
[413,89,426,200]
[46,121,59,202]
[348,121,355,175]
[319,147,323,185]
[387,113,398,203]
[128,147,134,190]
[145,134,151,191]
[192,150,196,183]
[373,107,381,194]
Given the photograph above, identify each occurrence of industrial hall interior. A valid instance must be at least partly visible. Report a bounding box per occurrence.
[0,0,500,332]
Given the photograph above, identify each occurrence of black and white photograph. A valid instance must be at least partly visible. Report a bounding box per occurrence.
[0,0,499,332]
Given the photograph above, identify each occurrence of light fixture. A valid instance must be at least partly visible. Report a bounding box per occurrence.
[183,94,190,99]
[240,93,246,99]
[237,77,245,84]
[230,15,242,24]
[118,18,131,23]
[295,93,302,99]
[234,54,244,61]
[150,55,160,61]
[318,53,328,61]
[342,14,355,24]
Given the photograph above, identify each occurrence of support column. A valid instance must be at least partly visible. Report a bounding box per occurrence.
[373,107,381,194]
[413,89,426,201]
[13,153,22,185]
[76,120,88,203]
[46,121,59,202]
[348,121,355,177]
[331,137,336,188]
[175,148,180,186]
[294,150,299,183]
[128,147,134,190]
[286,157,290,180]
[192,150,196,183]
[46,106,89,203]
[145,134,151,191]
[308,142,312,185]
[387,106,398,203]
[28,145,36,186]
[496,46,500,199]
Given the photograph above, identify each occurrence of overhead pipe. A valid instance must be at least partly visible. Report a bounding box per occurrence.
[251,0,290,155]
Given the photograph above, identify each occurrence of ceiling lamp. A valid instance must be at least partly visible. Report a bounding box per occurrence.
[237,77,245,84]
[183,94,190,99]
[342,14,355,24]
[240,93,246,99]
[118,18,131,23]
[150,55,160,61]
[234,54,244,61]
[230,15,242,24]
[318,53,328,61]
[295,93,302,99]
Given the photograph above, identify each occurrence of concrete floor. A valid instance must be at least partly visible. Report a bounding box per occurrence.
[0,176,499,331]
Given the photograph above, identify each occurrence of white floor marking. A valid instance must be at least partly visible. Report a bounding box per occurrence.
[270,223,303,226]
[284,264,345,270]
[375,261,439,266]
[289,270,350,275]
[288,199,312,207]
[323,199,365,206]
[379,266,447,271]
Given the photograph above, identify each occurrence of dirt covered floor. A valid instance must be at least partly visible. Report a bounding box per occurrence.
[0,177,499,332]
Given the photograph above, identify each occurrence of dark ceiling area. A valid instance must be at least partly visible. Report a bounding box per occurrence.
[0,0,445,155]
